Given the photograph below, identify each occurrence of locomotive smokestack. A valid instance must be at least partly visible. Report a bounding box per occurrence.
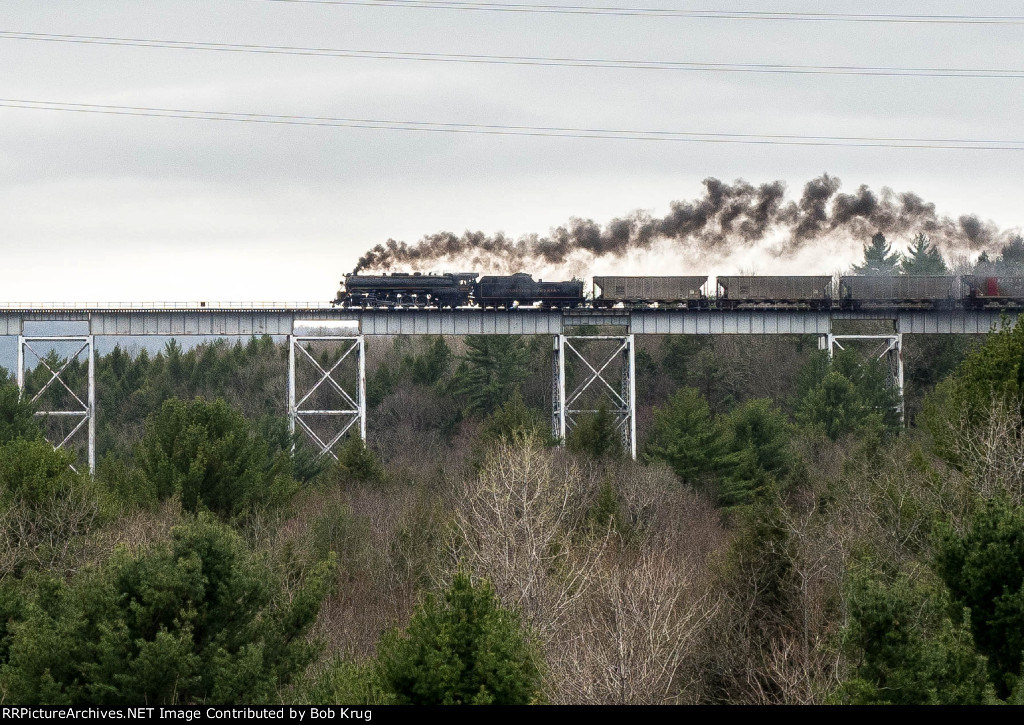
[352,174,1017,273]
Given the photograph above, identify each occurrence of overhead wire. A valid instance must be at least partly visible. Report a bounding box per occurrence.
[4,30,1024,78]
[251,0,1024,25]
[2,99,1023,150]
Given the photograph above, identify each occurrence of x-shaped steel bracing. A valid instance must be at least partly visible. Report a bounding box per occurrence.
[17,335,96,474]
[553,334,637,459]
[288,335,366,459]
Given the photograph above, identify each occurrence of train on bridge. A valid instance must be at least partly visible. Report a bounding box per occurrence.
[333,272,1024,311]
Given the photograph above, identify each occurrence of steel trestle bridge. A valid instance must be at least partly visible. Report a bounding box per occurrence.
[2,304,1016,472]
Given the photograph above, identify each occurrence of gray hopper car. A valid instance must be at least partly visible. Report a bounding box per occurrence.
[593,276,708,307]
[962,275,1024,306]
[840,275,959,307]
[716,276,832,309]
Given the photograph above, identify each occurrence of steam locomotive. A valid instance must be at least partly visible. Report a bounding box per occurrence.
[336,272,584,308]
[333,272,1024,310]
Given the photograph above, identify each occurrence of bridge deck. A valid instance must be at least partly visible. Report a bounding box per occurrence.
[0,306,1015,336]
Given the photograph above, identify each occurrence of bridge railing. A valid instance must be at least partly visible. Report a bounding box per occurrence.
[0,301,337,310]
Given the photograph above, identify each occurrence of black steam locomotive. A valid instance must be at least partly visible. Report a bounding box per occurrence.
[334,272,1024,310]
[335,272,584,308]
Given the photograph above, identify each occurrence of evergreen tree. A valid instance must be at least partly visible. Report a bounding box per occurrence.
[998,235,1024,273]
[0,516,333,705]
[796,370,883,441]
[836,570,992,705]
[454,336,530,415]
[716,399,792,508]
[853,232,901,275]
[900,234,947,274]
[924,314,1024,461]
[479,390,552,445]
[0,383,41,445]
[334,436,385,483]
[403,337,452,387]
[566,402,622,459]
[937,498,1024,698]
[644,387,723,485]
[138,397,295,518]
[377,571,542,705]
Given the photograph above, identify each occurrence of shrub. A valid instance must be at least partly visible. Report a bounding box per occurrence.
[377,571,543,704]
[0,515,333,705]
[138,397,295,518]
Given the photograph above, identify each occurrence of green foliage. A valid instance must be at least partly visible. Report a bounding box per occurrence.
[0,439,108,577]
[0,515,333,705]
[92,337,287,459]
[254,415,327,485]
[924,314,1024,462]
[566,402,622,459]
[853,232,901,275]
[334,437,384,484]
[660,336,708,385]
[796,350,900,440]
[936,498,1024,697]
[796,370,884,441]
[900,233,947,274]
[585,478,631,539]
[478,390,552,446]
[366,360,398,408]
[644,387,722,485]
[138,397,295,519]
[297,659,393,706]
[0,439,82,509]
[0,384,41,445]
[836,569,992,704]
[978,236,1024,274]
[454,336,530,415]
[96,452,157,510]
[716,399,792,509]
[377,571,543,705]
[404,337,452,387]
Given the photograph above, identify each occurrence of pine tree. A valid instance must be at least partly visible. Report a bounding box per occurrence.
[0,383,41,445]
[0,516,333,705]
[453,336,530,415]
[644,387,723,484]
[853,232,901,275]
[836,570,992,705]
[937,498,1024,698]
[139,397,295,518]
[900,233,947,274]
[377,571,542,705]
[566,402,622,458]
[997,235,1024,273]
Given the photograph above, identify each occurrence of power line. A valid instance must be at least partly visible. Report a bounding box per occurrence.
[2,98,1023,150]
[253,0,1024,25]
[5,30,1024,79]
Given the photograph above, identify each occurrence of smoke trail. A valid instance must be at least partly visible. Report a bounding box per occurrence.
[352,174,1016,273]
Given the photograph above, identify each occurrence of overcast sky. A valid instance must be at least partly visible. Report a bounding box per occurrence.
[3,0,1024,302]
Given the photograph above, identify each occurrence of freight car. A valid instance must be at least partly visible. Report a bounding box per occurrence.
[961,276,1024,308]
[839,275,959,309]
[593,276,708,308]
[716,276,832,309]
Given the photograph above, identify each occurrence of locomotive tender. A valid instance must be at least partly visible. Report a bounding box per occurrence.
[334,272,1024,310]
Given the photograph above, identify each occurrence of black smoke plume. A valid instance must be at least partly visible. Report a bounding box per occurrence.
[352,175,1014,273]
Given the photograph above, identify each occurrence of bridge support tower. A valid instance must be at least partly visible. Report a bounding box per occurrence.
[288,334,366,459]
[17,334,96,475]
[552,334,636,459]
[824,332,905,424]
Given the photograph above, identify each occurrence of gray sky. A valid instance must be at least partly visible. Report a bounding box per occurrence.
[3,0,1024,301]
